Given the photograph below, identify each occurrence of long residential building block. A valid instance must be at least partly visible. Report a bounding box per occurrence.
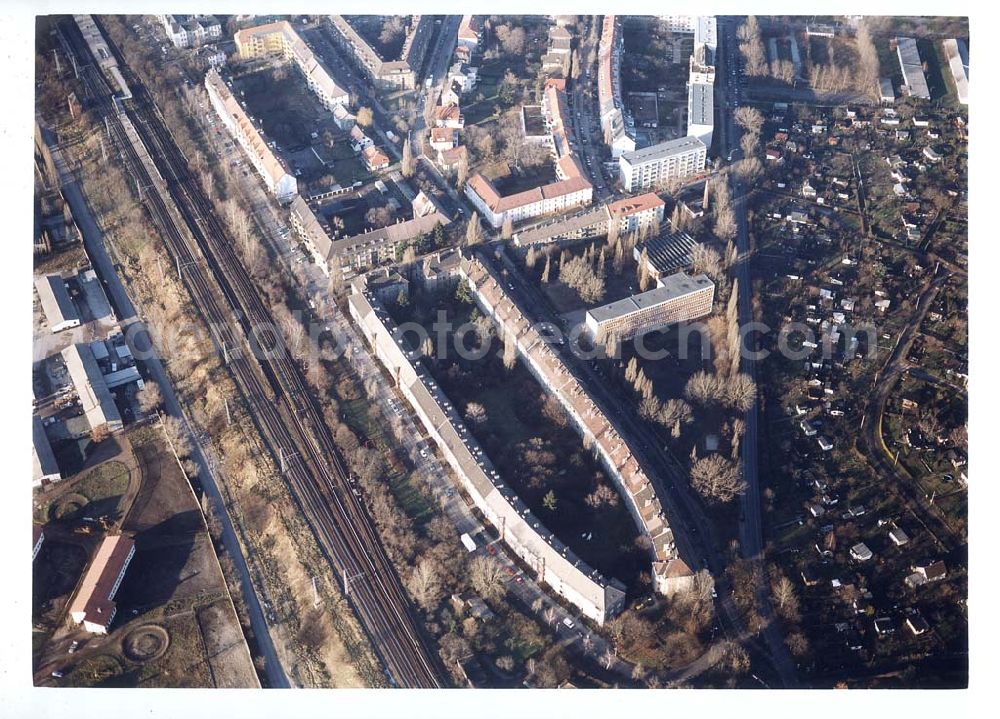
[348,277,627,624]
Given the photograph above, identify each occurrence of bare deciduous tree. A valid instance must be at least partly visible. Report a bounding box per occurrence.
[690,454,746,504]
[465,401,488,425]
[469,555,506,602]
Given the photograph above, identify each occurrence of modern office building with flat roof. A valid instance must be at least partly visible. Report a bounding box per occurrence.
[585,272,714,341]
[619,137,706,191]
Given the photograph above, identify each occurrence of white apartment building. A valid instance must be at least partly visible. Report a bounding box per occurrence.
[349,280,627,624]
[585,272,715,341]
[619,137,707,192]
[205,69,297,203]
[687,82,714,148]
[159,14,221,49]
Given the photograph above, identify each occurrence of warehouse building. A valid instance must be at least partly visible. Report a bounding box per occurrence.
[32,415,62,487]
[68,534,135,634]
[942,38,969,106]
[634,230,699,279]
[619,137,706,192]
[896,37,930,100]
[34,273,80,333]
[585,272,715,342]
[61,343,123,433]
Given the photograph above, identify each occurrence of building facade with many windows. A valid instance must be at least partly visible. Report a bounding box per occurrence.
[618,137,706,191]
[585,272,715,341]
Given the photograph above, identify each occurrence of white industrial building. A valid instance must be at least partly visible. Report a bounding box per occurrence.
[34,274,80,333]
[61,343,123,433]
[942,38,969,106]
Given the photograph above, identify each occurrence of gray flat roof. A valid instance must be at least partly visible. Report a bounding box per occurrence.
[32,415,60,483]
[587,272,713,323]
[896,37,930,100]
[35,274,78,328]
[621,136,705,166]
[687,82,714,126]
[61,343,121,430]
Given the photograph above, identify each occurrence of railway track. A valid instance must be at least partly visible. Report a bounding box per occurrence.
[61,16,445,688]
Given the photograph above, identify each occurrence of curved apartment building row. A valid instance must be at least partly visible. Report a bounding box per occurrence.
[347,278,627,625]
[459,255,696,597]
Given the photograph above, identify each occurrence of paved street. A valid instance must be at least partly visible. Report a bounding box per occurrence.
[718,16,799,688]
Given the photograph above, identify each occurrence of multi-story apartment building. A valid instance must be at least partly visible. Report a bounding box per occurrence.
[234,21,349,110]
[618,136,706,192]
[511,192,664,246]
[205,69,297,203]
[327,15,434,90]
[465,159,593,229]
[290,192,450,277]
[598,16,636,158]
[687,82,714,148]
[68,534,135,634]
[159,14,221,49]
[607,192,665,235]
[461,256,697,598]
[349,279,628,624]
[585,271,715,341]
[465,81,592,228]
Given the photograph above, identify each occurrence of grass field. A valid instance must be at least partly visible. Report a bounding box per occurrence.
[35,459,131,525]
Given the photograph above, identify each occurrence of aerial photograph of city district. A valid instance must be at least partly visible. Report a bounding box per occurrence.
[24,8,970,706]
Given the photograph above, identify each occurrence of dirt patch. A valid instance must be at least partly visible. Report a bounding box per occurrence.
[195,600,258,688]
[123,624,170,663]
[262,518,366,687]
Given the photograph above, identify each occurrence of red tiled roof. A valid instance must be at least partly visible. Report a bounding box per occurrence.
[607,192,665,217]
[68,534,134,628]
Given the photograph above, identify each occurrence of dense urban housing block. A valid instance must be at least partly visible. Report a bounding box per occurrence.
[234,20,350,111]
[328,15,434,90]
[348,278,628,624]
[205,68,298,203]
[460,256,697,598]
